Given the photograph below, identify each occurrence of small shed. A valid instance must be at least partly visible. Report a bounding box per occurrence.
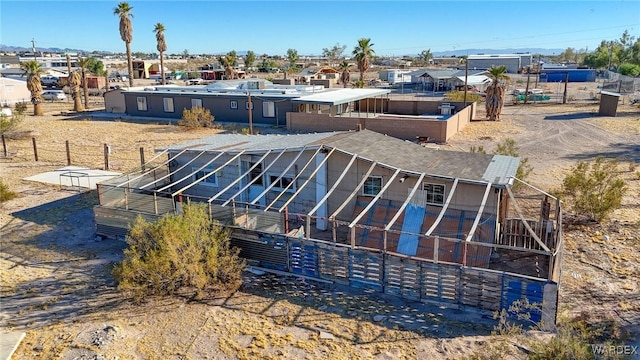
[598,91,620,116]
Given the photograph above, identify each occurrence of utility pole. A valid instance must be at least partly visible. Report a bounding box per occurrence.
[534,54,542,88]
[247,92,253,135]
[31,38,37,61]
[524,68,531,104]
[463,56,469,108]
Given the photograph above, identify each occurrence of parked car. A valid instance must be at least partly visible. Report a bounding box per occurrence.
[41,75,59,87]
[41,90,67,101]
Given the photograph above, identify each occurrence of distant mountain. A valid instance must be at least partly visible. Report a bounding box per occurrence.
[0,44,97,54]
[431,48,565,57]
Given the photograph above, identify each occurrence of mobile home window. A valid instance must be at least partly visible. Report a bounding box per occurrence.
[191,98,203,109]
[423,183,445,205]
[268,174,295,192]
[136,96,147,111]
[249,162,263,186]
[363,176,382,196]
[192,166,218,187]
[230,100,238,109]
[245,101,253,110]
[163,98,174,113]
[262,101,275,117]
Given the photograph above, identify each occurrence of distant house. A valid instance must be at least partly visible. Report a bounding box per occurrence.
[410,69,488,92]
[297,67,340,85]
[95,129,562,323]
[0,77,30,105]
[467,54,533,73]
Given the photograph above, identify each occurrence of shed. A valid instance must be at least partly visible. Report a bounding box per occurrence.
[0,77,30,105]
[598,91,620,116]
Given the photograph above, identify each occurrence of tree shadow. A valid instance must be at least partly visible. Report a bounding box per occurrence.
[544,112,598,120]
[562,143,640,163]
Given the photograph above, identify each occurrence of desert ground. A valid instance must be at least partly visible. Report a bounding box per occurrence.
[1,80,639,359]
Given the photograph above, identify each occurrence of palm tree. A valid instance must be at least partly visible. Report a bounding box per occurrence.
[20,60,44,116]
[352,38,375,83]
[77,57,92,109]
[153,23,167,85]
[69,70,83,112]
[485,65,510,121]
[114,2,134,87]
[338,61,351,88]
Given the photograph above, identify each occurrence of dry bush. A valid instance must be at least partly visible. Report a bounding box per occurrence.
[0,180,18,203]
[178,106,215,129]
[445,90,484,103]
[113,203,245,301]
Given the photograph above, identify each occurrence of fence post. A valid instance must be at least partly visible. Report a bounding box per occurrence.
[1,134,6,157]
[32,137,38,161]
[103,143,110,170]
[139,147,145,170]
[65,140,71,165]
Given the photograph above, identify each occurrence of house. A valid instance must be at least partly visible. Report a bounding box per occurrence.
[467,54,533,74]
[410,69,488,92]
[297,67,340,85]
[0,77,31,105]
[107,79,477,142]
[94,129,562,323]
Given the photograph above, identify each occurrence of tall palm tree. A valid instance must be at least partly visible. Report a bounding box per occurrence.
[77,57,92,109]
[153,23,167,85]
[485,65,510,121]
[20,60,44,116]
[69,70,83,112]
[352,38,375,83]
[338,61,351,88]
[114,2,134,87]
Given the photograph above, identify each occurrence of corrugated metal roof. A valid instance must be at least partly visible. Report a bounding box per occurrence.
[482,155,520,185]
[453,75,491,85]
[291,88,391,105]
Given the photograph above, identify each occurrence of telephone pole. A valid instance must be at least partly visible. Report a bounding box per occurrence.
[31,38,37,60]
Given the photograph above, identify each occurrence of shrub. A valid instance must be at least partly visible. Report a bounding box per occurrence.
[113,203,245,301]
[558,157,627,222]
[0,112,23,135]
[178,106,215,129]
[493,138,533,185]
[445,90,484,103]
[14,102,27,115]
[0,180,18,203]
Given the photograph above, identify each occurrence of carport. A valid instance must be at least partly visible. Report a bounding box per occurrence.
[292,88,391,117]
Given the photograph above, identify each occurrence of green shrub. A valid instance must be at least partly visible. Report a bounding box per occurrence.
[178,106,215,129]
[470,145,486,154]
[445,90,484,103]
[558,157,627,222]
[113,203,245,301]
[14,102,27,115]
[493,138,533,185]
[0,180,18,203]
[0,111,23,135]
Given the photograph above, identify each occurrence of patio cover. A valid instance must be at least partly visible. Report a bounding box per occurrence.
[291,88,391,106]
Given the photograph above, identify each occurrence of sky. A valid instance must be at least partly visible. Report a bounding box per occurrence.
[1,0,638,56]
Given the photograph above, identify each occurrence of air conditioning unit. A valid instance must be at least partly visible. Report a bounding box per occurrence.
[247,80,265,90]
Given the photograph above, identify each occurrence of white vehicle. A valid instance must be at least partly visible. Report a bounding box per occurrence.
[41,90,67,101]
[41,75,59,86]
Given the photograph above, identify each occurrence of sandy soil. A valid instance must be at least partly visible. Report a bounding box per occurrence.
[1,85,639,359]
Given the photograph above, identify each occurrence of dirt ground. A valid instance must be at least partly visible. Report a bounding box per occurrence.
[1,83,639,359]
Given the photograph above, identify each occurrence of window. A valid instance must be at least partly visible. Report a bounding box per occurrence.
[163,98,174,112]
[136,97,147,111]
[192,167,218,187]
[262,101,275,117]
[363,176,382,196]
[230,100,238,109]
[245,101,253,110]
[423,183,445,205]
[269,174,295,192]
[191,98,202,109]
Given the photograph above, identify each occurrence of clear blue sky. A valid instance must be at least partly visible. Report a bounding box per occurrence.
[1,0,638,56]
